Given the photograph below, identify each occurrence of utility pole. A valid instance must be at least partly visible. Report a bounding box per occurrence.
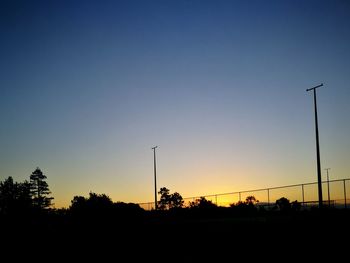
[325,168,331,206]
[306,83,323,208]
[152,146,158,210]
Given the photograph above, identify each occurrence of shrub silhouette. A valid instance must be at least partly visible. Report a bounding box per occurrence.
[189,197,217,209]
[291,200,301,212]
[69,192,144,226]
[276,197,291,212]
[229,196,259,215]
[70,192,114,224]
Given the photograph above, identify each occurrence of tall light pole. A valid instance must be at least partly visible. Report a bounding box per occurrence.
[325,168,331,206]
[152,146,158,210]
[306,83,323,208]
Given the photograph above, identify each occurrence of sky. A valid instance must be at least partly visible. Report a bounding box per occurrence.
[1,0,350,208]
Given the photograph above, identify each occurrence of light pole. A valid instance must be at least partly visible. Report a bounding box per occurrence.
[306,83,323,208]
[325,168,331,206]
[152,146,158,210]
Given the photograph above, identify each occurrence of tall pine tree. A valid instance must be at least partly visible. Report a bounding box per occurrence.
[30,167,53,209]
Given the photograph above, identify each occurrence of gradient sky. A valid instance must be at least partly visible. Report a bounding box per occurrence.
[1,0,350,208]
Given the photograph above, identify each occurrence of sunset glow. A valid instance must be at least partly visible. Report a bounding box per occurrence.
[1,0,350,208]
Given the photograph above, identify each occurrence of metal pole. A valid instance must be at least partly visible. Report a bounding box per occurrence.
[306,83,324,208]
[267,189,270,207]
[239,192,241,202]
[325,168,331,206]
[152,146,158,210]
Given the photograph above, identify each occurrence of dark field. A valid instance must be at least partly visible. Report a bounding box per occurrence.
[2,208,349,261]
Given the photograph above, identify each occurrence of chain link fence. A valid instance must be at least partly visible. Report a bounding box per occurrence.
[138,178,349,210]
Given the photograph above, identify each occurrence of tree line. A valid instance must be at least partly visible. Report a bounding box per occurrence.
[0,167,305,218]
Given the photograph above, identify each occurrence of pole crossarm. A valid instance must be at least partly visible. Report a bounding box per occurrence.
[306,83,323,92]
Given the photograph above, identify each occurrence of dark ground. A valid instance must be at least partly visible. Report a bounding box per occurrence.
[2,208,349,261]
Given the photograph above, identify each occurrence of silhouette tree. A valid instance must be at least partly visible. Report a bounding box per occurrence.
[0,177,32,215]
[170,192,184,209]
[158,187,184,210]
[70,192,114,216]
[158,187,171,210]
[70,195,88,214]
[245,196,259,206]
[229,196,260,215]
[16,180,32,212]
[69,192,144,228]
[87,192,113,211]
[0,177,16,215]
[29,167,53,209]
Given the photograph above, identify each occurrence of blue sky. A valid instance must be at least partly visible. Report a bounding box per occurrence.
[1,0,350,207]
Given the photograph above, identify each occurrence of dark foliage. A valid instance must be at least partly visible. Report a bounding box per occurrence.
[189,196,217,209]
[158,187,184,210]
[0,177,32,216]
[69,192,144,227]
[30,167,54,209]
[276,197,291,211]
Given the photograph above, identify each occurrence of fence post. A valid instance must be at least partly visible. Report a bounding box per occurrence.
[215,195,218,206]
[239,192,241,202]
[344,179,347,209]
[302,184,305,206]
[267,188,270,207]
